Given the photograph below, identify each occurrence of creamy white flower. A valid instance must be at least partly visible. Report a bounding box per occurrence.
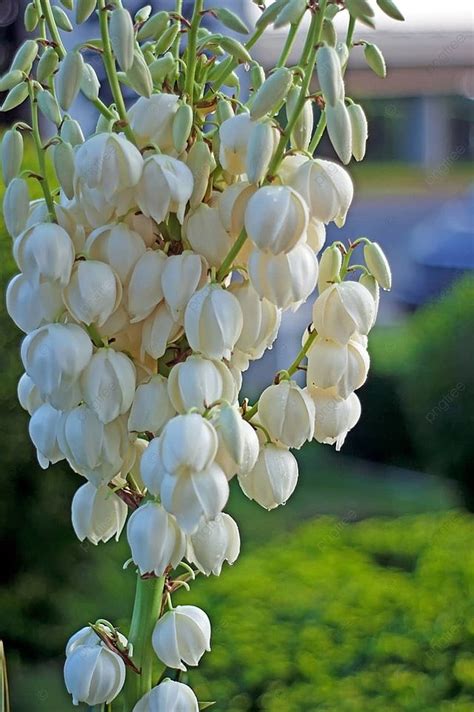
[248,243,318,310]
[55,203,87,252]
[359,272,380,328]
[317,243,343,293]
[168,355,237,414]
[184,284,243,361]
[127,249,167,322]
[129,93,180,151]
[3,177,29,238]
[85,223,146,285]
[139,436,163,495]
[129,374,176,435]
[161,251,208,322]
[17,373,43,414]
[310,387,361,450]
[152,605,211,671]
[229,281,281,369]
[258,380,315,449]
[63,260,122,327]
[288,158,353,227]
[81,348,136,424]
[133,680,199,712]
[244,185,308,255]
[218,181,258,241]
[159,413,218,476]
[71,482,128,545]
[21,323,92,406]
[312,281,376,344]
[136,155,193,225]
[212,403,260,479]
[141,302,183,360]
[186,512,240,576]
[219,112,253,175]
[65,627,101,657]
[307,218,326,253]
[6,274,63,333]
[13,222,75,286]
[184,203,233,268]
[307,336,370,398]
[126,501,185,576]
[64,644,125,706]
[238,443,299,510]
[29,402,64,469]
[125,212,159,248]
[160,462,229,534]
[58,406,129,486]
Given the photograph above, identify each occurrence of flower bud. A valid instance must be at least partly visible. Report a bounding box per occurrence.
[364,241,392,290]
[359,272,379,326]
[127,501,185,576]
[29,403,64,469]
[245,185,308,255]
[246,121,279,183]
[250,67,293,120]
[172,103,193,154]
[1,128,23,185]
[149,52,175,84]
[377,0,405,22]
[24,2,39,31]
[36,88,61,125]
[307,218,326,253]
[312,281,376,343]
[218,182,257,240]
[154,24,180,55]
[161,251,207,322]
[255,0,286,30]
[6,273,62,333]
[53,141,75,199]
[129,375,176,435]
[316,45,344,106]
[238,443,299,510]
[321,18,337,46]
[137,10,169,41]
[310,387,361,450]
[259,380,315,448]
[274,0,307,27]
[126,249,167,322]
[52,4,73,31]
[288,158,354,227]
[326,99,352,165]
[318,243,343,292]
[86,223,146,286]
[186,140,215,208]
[187,513,240,576]
[184,284,243,361]
[0,82,29,112]
[13,222,74,286]
[71,482,128,545]
[307,336,370,398]
[137,155,193,225]
[152,605,211,671]
[64,645,125,706]
[76,0,97,24]
[287,86,314,151]
[219,112,253,175]
[160,413,218,476]
[17,373,43,415]
[364,42,386,77]
[184,203,233,268]
[348,103,368,161]
[125,50,153,97]
[212,404,259,478]
[139,437,163,495]
[141,302,182,360]
[168,355,237,414]
[109,7,135,72]
[248,243,318,310]
[56,51,84,110]
[81,348,136,424]
[229,281,281,367]
[11,40,38,73]
[133,680,199,712]
[335,40,349,68]
[63,261,122,327]
[80,62,101,101]
[61,118,85,147]
[4,177,29,238]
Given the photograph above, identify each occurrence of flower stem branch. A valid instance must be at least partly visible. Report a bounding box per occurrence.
[28,82,56,222]
[216,228,247,282]
[184,0,204,106]
[276,22,300,68]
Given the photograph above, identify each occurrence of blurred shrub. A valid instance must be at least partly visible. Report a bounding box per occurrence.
[187,512,474,711]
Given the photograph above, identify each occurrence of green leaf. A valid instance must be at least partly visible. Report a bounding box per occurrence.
[213,7,249,35]
[376,0,405,21]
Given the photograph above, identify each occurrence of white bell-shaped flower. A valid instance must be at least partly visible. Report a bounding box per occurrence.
[125,212,159,248]
[17,373,43,415]
[248,243,318,310]
[307,336,370,398]
[312,281,376,344]
[161,251,207,322]
[80,348,136,424]
[139,436,163,495]
[310,386,361,450]
[307,218,326,253]
[184,203,233,268]
[129,375,176,435]
[160,462,229,534]
[244,185,308,255]
[184,283,243,361]
[28,402,64,469]
[159,413,218,476]
[129,93,180,151]
[64,644,126,706]
[58,405,129,486]
[186,512,240,576]
[13,222,75,286]
[238,443,299,510]
[141,302,183,360]
[63,260,122,327]
[168,355,237,414]
[21,323,92,405]
[258,380,315,449]
[288,158,354,227]
[152,605,211,671]
[212,404,260,479]
[218,181,257,241]
[126,501,185,576]
[127,249,167,323]
[133,680,199,712]
[6,274,63,333]
[71,482,128,545]
[136,154,193,225]
[219,112,253,175]
[85,223,146,285]
[73,132,143,225]
[65,625,129,658]
[229,281,281,368]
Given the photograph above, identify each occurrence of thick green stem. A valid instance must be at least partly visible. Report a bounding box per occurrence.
[28,82,56,222]
[184,0,204,105]
[276,22,299,68]
[308,110,326,154]
[216,228,247,282]
[172,0,184,60]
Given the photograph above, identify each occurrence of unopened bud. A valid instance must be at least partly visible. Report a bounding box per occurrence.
[219,37,252,64]
[364,43,387,78]
[246,122,277,184]
[11,40,38,73]
[318,244,343,292]
[316,45,344,107]
[321,18,337,47]
[250,67,292,120]
[126,51,153,97]
[24,3,39,32]
[0,83,29,112]
[255,0,286,30]
[37,88,62,125]
[346,0,375,23]
[1,129,23,185]
[60,0,73,9]
[51,5,73,31]
[287,85,313,151]
[110,8,135,72]
[61,118,85,146]
[4,178,29,238]
[56,52,84,110]
[54,141,75,199]
[80,62,100,101]
[347,103,368,161]
[172,103,193,154]
[0,70,24,92]
[275,0,307,28]
[377,0,405,21]
[326,100,352,165]
[359,272,379,326]
[135,5,152,23]
[37,46,59,84]
[216,98,234,124]
[250,62,265,91]
[335,41,349,68]
[138,10,169,41]
[76,0,97,24]
[364,241,392,290]
[149,53,175,83]
[154,24,179,55]
[187,140,214,208]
